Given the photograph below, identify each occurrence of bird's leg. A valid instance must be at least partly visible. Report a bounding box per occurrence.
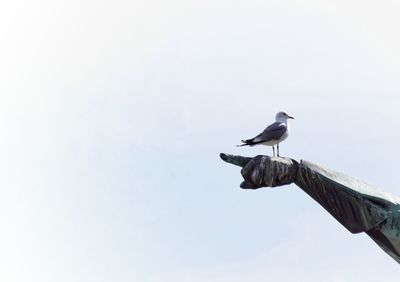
[272,146,275,157]
[277,143,280,157]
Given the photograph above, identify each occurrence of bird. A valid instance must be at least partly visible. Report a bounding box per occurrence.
[238,111,294,157]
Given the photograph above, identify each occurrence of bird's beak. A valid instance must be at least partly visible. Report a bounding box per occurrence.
[288,115,295,119]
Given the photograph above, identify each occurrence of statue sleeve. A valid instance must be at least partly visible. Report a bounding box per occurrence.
[295,160,399,234]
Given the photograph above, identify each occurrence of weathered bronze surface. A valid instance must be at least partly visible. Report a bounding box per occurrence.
[220,153,400,263]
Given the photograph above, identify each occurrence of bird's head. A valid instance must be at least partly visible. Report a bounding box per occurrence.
[276,111,295,122]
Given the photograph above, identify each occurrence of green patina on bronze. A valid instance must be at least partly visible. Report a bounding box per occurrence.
[220,153,400,264]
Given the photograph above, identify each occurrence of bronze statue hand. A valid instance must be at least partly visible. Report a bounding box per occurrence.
[219,153,298,189]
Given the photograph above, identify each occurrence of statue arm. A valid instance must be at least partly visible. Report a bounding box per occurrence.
[220,153,400,263]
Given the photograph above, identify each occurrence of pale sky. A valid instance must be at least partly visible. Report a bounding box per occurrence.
[1,0,400,281]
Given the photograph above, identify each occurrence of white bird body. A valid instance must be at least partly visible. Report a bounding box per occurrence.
[260,130,289,146]
[238,111,294,157]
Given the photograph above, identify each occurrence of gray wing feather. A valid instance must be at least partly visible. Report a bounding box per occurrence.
[252,122,287,143]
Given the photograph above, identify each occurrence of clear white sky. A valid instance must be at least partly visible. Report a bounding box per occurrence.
[1,0,400,281]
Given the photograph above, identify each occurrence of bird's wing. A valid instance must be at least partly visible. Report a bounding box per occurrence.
[251,122,287,144]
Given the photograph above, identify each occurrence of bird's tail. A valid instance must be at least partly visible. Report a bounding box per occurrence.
[236,139,252,147]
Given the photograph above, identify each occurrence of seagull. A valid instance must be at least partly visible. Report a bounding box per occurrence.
[238,111,294,157]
